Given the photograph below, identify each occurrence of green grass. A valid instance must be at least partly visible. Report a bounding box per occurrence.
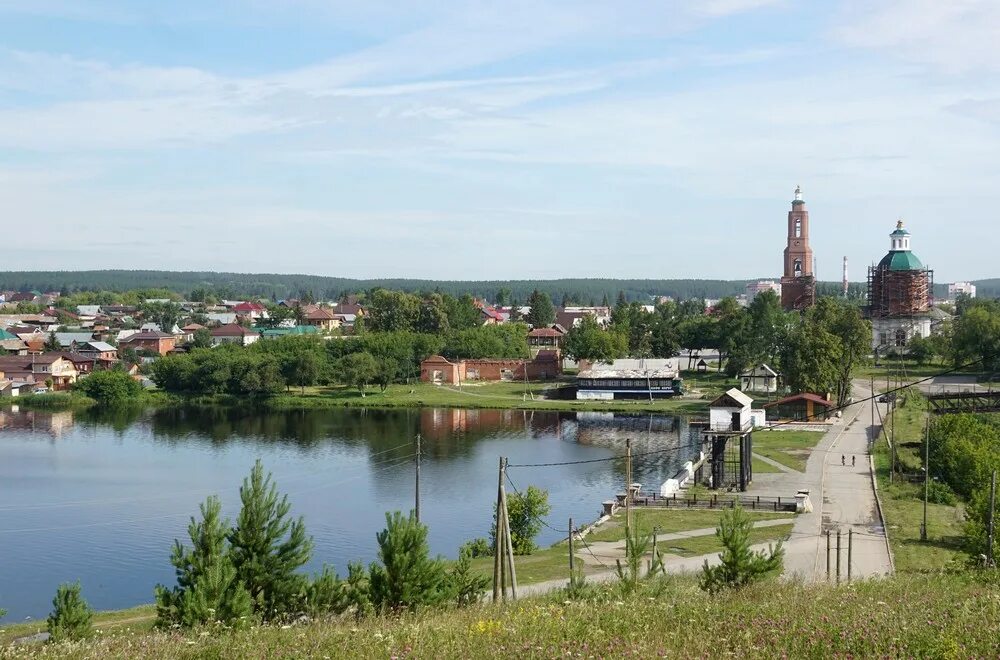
[752,430,825,472]
[199,381,711,414]
[873,397,966,573]
[661,522,793,557]
[752,456,781,473]
[0,605,155,646]
[13,574,1000,658]
[585,509,793,543]
[468,542,588,585]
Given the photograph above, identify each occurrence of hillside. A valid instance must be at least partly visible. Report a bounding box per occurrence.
[8,573,998,658]
[0,270,883,303]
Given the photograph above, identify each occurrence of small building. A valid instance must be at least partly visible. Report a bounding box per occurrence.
[527,326,565,352]
[764,393,834,423]
[575,359,682,400]
[703,388,755,491]
[118,330,177,356]
[739,364,780,394]
[420,352,561,384]
[300,305,340,332]
[0,354,79,390]
[210,324,260,346]
[180,323,205,343]
[708,388,754,433]
[76,341,118,362]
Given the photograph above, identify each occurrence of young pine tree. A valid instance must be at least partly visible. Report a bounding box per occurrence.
[700,504,784,594]
[448,547,490,607]
[369,511,449,612]
[154,495,253,628]
[228,460,313,620]
[47,582,93,642]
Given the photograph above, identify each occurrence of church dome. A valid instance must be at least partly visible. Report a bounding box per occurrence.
[877,219,923,271]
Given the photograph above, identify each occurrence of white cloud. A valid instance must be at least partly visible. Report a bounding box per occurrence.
[835,0,1000,74]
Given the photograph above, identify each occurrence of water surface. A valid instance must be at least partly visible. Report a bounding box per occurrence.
[0,405,698,621]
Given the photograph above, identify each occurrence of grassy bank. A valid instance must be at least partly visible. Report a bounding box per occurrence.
[752,429,826,472]
[875,393,966,572]
[172,381,714,415]
[0,605,155,646]
[584,508,794,543]
[7,573,1000,658]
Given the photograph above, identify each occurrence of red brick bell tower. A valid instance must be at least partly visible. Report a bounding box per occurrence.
[780,185,816,311]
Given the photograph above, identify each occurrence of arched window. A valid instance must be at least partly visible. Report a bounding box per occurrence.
[794,218,802,238]
[793,259,802,276]
[895,328,907,347]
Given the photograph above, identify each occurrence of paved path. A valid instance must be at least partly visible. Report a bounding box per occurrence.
[577,518,794,566]
[752,452,796,474]
[775,380,893,581]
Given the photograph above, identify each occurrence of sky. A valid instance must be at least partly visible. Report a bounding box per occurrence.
[0,1,998,282]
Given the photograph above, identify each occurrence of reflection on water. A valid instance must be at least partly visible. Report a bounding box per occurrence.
[0,405,698,622]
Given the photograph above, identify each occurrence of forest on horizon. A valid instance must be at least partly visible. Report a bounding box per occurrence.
[0,270,986,303]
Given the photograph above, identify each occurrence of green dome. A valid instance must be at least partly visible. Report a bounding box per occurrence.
[878,250,924,271]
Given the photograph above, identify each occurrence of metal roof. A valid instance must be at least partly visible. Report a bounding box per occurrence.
[877,250,924,272]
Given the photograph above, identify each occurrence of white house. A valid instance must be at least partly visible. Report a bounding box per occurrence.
[708,388,754,432]
[740,364,779,394]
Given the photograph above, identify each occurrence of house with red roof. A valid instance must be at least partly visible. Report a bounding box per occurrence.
[210,324,260,346]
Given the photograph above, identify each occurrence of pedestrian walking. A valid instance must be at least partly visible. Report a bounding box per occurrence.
[852,455,856,467]
[841,454,845,466]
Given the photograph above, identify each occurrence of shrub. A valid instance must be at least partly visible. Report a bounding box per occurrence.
[491,486,552,555]
[74,369,143,405]
[154,496,253,628]
[460,537,492,558]
[700,504,784,594]
[448,547,490,607]
[369,511,450,612]
[927,480,958,506]
[47,582,94,643]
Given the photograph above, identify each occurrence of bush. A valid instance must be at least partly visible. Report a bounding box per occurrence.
[700,504,784,594]
[927,480,958,506]
[448,548,490,607]
[491,486,551,555]
[47,582,94,642]
[460,537,492,558]
[74,369,143,405]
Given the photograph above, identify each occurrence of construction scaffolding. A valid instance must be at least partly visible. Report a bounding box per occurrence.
[867,264,933,318]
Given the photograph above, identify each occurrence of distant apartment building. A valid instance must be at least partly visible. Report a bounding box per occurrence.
[948,281,976,300]
[745,280,781,300]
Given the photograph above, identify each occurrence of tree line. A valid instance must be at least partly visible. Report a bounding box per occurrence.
[148,325,530,397]
[564,292,870,404]
[4,269,946,305]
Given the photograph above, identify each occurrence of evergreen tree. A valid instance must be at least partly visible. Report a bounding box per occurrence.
[700,504,784,594]
[44,331,61,352]
[229,460,313,620]
[369,511,450,612]
[47,582,94,642]
[601,293,611,308]
[525,290,556,328]
[448,547,490,607]
[154,496,252,628]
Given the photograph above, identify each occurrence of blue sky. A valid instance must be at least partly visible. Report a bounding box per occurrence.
[1,1,997,282]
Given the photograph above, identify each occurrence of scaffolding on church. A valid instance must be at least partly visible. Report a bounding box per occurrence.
[866,265,933,318]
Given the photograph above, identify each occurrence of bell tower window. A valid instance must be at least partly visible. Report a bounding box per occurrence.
[794,218,801,238]
[793,259,802,277]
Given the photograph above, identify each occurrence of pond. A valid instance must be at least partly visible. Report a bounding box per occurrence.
[0,405,700,621]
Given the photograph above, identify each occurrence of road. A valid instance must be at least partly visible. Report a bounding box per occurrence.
[778,380,894,581]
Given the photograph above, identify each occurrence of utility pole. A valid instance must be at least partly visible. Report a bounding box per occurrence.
[415,433,421,524]
[568,517,574,584]
[889,392,896,485]
[870,375,875,445]
[922,415,929,541]
[493,457,504,602]
[988,470,997,568]
[836,529,842,584]
[498,468,518,599]
[847,529,853,583]
[625,438,633,555]
[826,530,831,581]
